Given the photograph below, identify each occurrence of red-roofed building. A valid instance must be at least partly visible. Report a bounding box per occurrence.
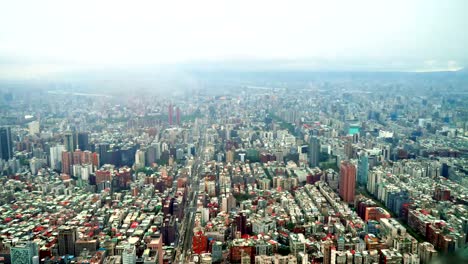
[192,230,208,254]
[364,207,391,221]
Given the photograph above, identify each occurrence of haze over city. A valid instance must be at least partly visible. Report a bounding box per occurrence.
[0,1,467,264]
[1,0,468,80]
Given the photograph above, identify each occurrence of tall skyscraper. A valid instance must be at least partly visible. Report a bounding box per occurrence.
[73,149,82,165]
[154,142,161,160]
[63,132,75,152]
[339,161,356,203]
[81,150,93,164]
[146,145,156,166]
[0,126,13,161]
[134,149,145,169]
[168,104,173,126]
[49,144,66,171]
[176,107,180,125]
[357,153,369,185]
[97,143,110,166]
[62,151,72,175]
[76,132,89,151]
[309,136,320,168]
[92,152,100,170]
[344,137,353,159]
[236,213,247,235]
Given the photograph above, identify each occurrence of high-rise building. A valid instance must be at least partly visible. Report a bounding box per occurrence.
[168,104,173,126]
[226,127,231,140]
[381,145,391,161]
[81,150,93,164]
[344,137,353,159]
[61,151,72,175]
[49,144,66,171]
[192,229,208,254]
[236,213,247,235]
[147,235,163,264]
[92,152,100,170]
[153,142,161,160]
[0,126,13,161]
[161,216,177,246]
[135,149,145,169]
[10,241,38,264]
[145,145,156,166]
[73,149,83,165]
[77,132,89,151]
[58,226,77,256]
[115,167,132,190]
[309,136,320,167]
[63,132,75,152]
[95,169,112,185]
[419,242,438,264]
[176,107,181,125]
[339,161,356,203]
[97,143,110,166]
[357,153,369,185]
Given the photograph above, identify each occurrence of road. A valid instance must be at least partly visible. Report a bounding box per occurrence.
[174,138,205,263]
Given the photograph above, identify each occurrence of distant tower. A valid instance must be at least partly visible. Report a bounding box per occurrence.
[176,107,181,125]
[97,143,109,167]
[339,161,356,203]
[77,132,89,151]
[309,136,320,167]
[344,137,353,159]
[73,149,83,165]
[63,132,75,152]
[49,144,66,171]
[0,126,13,161]
[92,152,100,170]
[168,104,173,126]
[357,153,369,185]
[134,149,145,169]
[236,213,247,235]
[61,151,72,175]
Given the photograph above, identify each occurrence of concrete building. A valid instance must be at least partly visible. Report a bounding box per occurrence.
[339,161,356,203]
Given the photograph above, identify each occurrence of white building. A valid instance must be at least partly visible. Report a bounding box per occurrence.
[49,145,66,171]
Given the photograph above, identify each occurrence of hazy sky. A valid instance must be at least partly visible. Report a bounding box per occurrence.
[1,0,467,78]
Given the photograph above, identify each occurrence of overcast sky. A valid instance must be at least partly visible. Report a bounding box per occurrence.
[1,0,467,78]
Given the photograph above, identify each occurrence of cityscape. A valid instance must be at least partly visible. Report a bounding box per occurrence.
[1,1,468,264]
[0,71,467,264]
